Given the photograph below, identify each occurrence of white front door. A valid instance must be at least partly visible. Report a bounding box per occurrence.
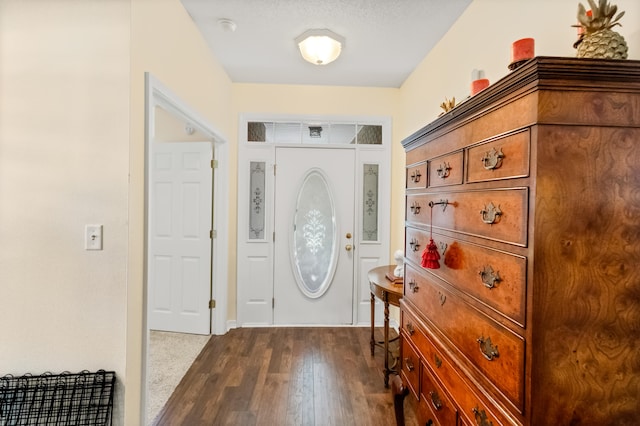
[273,147,355,325]
[148,141,212,335]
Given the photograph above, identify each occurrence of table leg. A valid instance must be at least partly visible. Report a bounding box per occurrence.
[384,294,390,388]
[370,292,375,356]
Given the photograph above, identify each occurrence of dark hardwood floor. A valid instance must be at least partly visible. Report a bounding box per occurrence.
[152,327,418,425]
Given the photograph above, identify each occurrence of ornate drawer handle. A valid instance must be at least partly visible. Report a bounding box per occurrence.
[481,147,505,171]
[429,390,443,411]
[472,406,494,426]
[410,170,422,183]
[404,357,415,372]
[479,265,501,289]
[410,201,421,215]
[434,354,442,368]
[408,280,419,293]
[406,322,415,335]
[438,241,448,255]
[436,162,451,179]
[477,336,499,361]
[409,238,420,252]
[438,291,446,306]
[480,202,502,224]
[428,199,451,212]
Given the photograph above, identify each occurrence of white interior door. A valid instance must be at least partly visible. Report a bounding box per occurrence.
[148,141,212,335]
[273,147,355,325]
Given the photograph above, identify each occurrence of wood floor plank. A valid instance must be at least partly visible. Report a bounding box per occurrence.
[152,327,419,425]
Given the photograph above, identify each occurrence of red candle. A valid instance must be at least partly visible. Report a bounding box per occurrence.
[471,78,490,95]
[511,38,535,63]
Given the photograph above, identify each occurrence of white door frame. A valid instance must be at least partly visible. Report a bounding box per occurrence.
[142,73,229,422]
[237,113,391,327]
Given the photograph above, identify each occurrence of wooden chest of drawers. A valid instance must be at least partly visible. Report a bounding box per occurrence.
[400,57,640,425]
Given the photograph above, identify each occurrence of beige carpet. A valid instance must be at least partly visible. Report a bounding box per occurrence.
[147,331,211,425]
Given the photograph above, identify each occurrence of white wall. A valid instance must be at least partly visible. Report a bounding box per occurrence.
[128,0,233,424]
[400,0,640,135]
[0,0,130,424]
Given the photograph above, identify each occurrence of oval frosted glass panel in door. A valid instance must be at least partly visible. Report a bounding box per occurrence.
[292,169,338,298]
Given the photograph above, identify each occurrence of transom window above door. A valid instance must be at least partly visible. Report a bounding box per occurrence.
[248,121,382,145]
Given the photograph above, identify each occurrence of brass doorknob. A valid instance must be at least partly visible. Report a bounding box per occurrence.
[345,244,353,251]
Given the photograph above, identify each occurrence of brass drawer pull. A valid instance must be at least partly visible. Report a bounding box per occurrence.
[479,265,501,289]
[410,201,421,214]
[436,162,451,179]
[406,322,415,335]
[480,202,502,224]
[472,406,494,426]
[429,390,443,411]
[409,238,420,252]
[428,199,451,212]
[481,147,505,171]
[410,169,422,183]
[477,336,499,361]
[404,357,415,372]
[434,354,442,368]
[408,280,419,293]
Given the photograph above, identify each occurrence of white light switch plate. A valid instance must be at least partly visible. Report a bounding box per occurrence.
[85,224,103,250]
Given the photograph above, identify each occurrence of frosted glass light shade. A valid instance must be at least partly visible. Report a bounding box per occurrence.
[296,29,344,65]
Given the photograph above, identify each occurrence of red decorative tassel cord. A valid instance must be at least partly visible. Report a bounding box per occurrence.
[421,204,440,269]
[421,238,440,269]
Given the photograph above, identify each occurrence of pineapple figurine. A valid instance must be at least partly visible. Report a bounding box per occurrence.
[574,0,628,59]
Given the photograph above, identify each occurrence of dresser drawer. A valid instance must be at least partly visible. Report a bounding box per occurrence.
[420,360,458,426]
[466,130,530,183]
[403,270,525,410]
[428,151,463,187]
[407,188,528,246]
[402,301,518,426]
[406,162,428,189]
[401,337,420,400]
[405,194,429,224]
[404,232,527,327]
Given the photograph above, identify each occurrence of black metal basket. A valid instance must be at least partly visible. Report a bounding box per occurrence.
[0,370,115,426]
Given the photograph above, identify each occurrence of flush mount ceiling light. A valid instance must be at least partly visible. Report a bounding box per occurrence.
[295,29,344,65]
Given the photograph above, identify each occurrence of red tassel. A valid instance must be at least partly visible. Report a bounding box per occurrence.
[421,238,440,269]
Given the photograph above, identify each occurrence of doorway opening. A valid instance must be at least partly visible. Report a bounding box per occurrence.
[142,73,229,424]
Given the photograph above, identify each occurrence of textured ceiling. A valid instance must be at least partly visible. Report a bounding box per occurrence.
[180,0,472,88]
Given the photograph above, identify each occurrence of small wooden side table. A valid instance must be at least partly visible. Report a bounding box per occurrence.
[368,265,403,388]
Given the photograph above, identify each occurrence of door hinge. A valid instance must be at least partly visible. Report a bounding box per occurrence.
[273,164,276,175]
[273,231,275,242]
[272,298,275,309]
[210,230,216,239]
[211,159,218,169]
[209,299,216,309]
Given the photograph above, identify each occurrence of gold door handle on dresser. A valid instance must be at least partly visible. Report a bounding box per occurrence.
[408,280,419,293]
[410,201,421,214]
[472,406,494,426]
[429,390,443,411]
[409,238,420,252]
[479,265,501,289]
[403,357,415,372]
[477,336,499,361]
[480,202,502,224]
[481,147,505,171]
[410,170,422,183]
[345,244,353,251]
[406,322,415,335]
[436,162,451,179]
